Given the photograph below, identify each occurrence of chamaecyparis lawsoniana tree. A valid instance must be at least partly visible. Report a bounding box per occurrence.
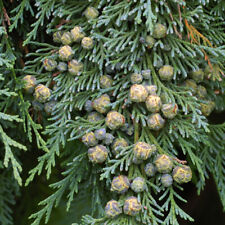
[0,0,225,224]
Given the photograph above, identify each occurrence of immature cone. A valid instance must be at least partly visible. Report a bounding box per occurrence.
[105,200,122,218]
[61,32,73,45]
[154,154,173,173]
[123,196,142,216]
[68,59,83,75]
[161,103,178,119]
[200,101,215,117]
[145,95,162,113]
[172,166,192,184]
[71,26,85,42]
[82,132,98,147]
[84,7,99,19]
[130,73,143,84]
[84,100,93,112]
[147,113,165,131]
[34,84,51,103]
[144,163,157,177]
[190,69,204,83]
[112,138,129,155]
[103,133,115,145]
[22,75,37,93]
[197,85,207,99]
[43,59,57,71]
[88,145,108,164]
[111,175,130,194]
[129,84,148,102]
[133,142,156,160]
[145,36,156,49]
[93,94,110,114]
[132,157,143,165]
[131,177,146,193]
[94,128,106,140]
[161,174,173,187]
[158,65,174,81]
[141,69,151,79]
[204,64,221,79]
[106,111,125,130]
[44,101,56,115]
[144,85,157,95]
[160,92,168,104]
[57,62,68,72]
[81,37,94,49]
[32,100,43,111]
[153,23,167,39]
[87,111,104,122]
[126,125,134,136]
[100,75,113,89]
[183,79,198,95]
[59,45,74,61]
[53,31,63,43]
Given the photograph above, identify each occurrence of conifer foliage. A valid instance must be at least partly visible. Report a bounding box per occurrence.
[0,0,225,224]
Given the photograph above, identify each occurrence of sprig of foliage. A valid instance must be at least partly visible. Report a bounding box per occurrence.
[201,123,225,210]
[160,186,194,225]
[9,0,34,32]
[29,151,89,225]
[0,22,27,186]
[0,171,19,225]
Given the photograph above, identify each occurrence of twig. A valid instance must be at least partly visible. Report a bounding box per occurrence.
[169,12,182,39]
[3,7,11,26]
[173,157,187,165]
[52,72,60,77]
[177,4,182,24]
[56,19,71,29]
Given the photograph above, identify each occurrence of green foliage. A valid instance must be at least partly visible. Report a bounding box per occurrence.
[199,123,225,210]
[0,0,225,225]
[0,171,19,225]
[0,29,26,186]
[29,151,88,225]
